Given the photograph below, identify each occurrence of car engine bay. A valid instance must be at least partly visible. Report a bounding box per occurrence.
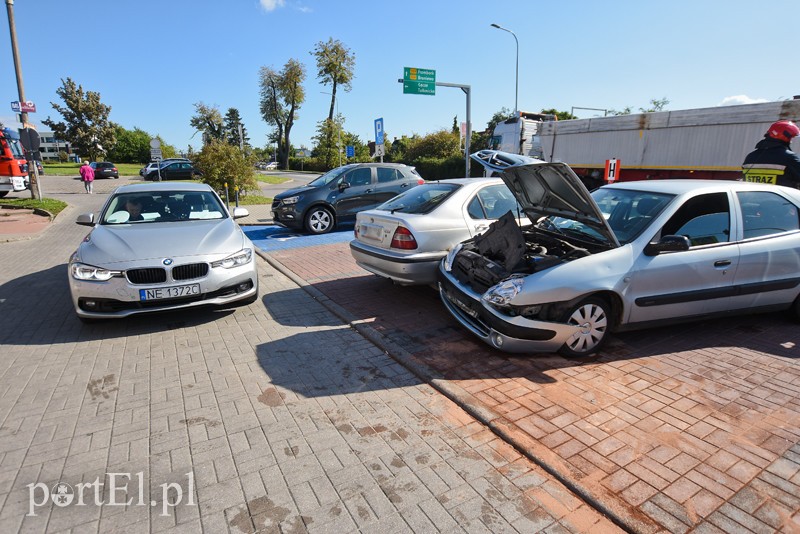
[450,212,610,294]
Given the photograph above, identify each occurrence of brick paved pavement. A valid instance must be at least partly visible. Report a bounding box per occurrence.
[0,175,618,533]
[267,240,800,533]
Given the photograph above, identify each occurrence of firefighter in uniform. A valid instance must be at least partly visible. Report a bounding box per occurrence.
[742,120,800,187]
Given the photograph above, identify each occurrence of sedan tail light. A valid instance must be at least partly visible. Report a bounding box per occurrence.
[390,226,418,250]
[417,178,425,185]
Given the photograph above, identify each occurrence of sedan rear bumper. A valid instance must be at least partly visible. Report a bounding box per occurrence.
[350,240,445,285]
[437,264,581,354]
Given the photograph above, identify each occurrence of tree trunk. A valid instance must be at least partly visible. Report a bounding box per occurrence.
[327,81,338,123]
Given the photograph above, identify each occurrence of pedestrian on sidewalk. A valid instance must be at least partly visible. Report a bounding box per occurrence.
[79,160,95,194]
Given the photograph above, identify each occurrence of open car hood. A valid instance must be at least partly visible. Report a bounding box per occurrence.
[470,150,619,247]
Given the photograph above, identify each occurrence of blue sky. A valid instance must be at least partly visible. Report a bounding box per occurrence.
[2,0,798,154]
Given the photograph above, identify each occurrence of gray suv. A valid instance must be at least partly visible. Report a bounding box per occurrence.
[271,163,424,234]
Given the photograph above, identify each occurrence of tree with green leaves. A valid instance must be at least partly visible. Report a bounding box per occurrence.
[486,107,516,136]
[190,102,225,144]
[313,38,355,123]
[540,108,577,121]
[312,117,343,170]
[640,97,670,113]
[403,129,461,163]
[259,59,306,170]
[42,77,115,162]
[108,126,150,163]
[193,138,259,195]
[224,108,249,149]
[609,97,670,116]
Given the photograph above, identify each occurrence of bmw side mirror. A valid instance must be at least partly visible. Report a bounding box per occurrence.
[76,213,95,227]
[232,207,249,219]
[644,235,691,256]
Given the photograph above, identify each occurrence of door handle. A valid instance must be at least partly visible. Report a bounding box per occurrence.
[714,260,732,268]
[365,189,373,193]
[475,224,489,233]
[401,183,410,187]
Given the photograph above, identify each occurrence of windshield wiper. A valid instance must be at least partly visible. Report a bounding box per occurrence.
[389,205,406,214]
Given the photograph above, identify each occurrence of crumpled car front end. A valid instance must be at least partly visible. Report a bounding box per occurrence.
[438,210,618,354]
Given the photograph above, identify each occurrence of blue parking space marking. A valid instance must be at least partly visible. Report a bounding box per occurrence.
[244,224,354,252]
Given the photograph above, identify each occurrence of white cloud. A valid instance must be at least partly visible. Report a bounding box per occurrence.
[260,0,285,11]
[719,95,769,106]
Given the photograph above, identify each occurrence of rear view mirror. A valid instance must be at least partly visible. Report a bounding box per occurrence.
[644,235,690,256]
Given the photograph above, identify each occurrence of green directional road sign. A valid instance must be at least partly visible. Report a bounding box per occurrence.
[403,67,436,95]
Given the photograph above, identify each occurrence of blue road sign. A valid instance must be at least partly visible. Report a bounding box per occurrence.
[374,118,384,145]
[346,145,355,158]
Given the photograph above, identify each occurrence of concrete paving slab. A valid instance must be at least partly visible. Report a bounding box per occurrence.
[261,238,800,533]
[0,175,620,532]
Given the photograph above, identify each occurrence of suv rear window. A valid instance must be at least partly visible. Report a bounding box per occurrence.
[377,183,460,215]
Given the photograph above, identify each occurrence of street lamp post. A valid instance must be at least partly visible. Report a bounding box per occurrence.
[321,91,342,167]
[490,23,519,116]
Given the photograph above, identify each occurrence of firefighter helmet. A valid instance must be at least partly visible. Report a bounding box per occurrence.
[767,120,800,143]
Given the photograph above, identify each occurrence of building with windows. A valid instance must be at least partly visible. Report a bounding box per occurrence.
[38,131,77,161]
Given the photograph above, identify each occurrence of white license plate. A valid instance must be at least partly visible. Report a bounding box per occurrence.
[359,223,383,240]
[139,284,200,301]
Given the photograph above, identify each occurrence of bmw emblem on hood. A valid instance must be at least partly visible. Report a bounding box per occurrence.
[163,258,173,266]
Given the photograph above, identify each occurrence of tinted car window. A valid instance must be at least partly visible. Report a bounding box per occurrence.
[467,197,485,219]
[377,183,460,215]
[307,166,352,187]
[738,191,800,238]
[377,168,400,183]
[347,168,372,186]
[661,192,730,246]
[477,185,519,219]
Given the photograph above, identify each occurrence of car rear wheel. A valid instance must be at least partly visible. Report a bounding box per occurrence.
[558,296,610,358]
[305,206,334,234]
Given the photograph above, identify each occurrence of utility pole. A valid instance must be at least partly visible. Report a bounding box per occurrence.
[5,0,41,200]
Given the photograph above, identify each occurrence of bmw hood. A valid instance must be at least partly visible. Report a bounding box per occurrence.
[78,219,246,266]
[470,150,619,247]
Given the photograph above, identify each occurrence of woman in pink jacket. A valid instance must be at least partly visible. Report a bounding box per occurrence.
[79,160,94,194]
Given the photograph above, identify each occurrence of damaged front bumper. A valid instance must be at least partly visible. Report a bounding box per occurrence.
[437,262,582,354]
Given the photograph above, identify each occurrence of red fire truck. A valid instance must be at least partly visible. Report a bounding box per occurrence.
[0,127,29,197]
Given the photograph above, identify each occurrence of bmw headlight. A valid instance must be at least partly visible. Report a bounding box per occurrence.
[211,248,253,269]
[443,243,463,272]
[482,277,524,306]
[281,195,301,205]
[70,262,121,281]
